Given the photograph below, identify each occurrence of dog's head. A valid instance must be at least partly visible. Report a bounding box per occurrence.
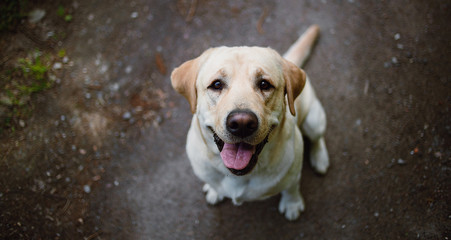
[171,47,306,175]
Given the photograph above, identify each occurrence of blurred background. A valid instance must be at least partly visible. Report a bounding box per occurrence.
[0,0,449,239]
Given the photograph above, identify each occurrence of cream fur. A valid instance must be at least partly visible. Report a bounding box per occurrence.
[171,25,329,220]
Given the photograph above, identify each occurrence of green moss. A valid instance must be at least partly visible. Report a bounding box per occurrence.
[57,5,73,22]
[0,50,54,132]
[58,49,66,58]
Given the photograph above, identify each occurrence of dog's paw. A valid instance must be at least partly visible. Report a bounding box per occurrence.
[202,184,223,205]
[310,138,329,174]
[311,153,329,174]
[278,193,305,221]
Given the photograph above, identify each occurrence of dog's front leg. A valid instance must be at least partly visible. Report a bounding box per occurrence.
[202,184,224,205]
[278,179,305,221]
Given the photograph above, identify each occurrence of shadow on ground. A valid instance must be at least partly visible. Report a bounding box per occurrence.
[1,1,450,239]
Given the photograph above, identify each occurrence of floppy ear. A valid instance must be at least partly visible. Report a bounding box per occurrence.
[171,51,209,113]
[283,59,306,116]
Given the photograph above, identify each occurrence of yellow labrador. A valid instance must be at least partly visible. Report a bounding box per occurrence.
[171,25,329,220]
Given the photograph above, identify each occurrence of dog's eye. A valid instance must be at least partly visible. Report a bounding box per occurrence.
[259,80,273,91]
[208,80,224,91]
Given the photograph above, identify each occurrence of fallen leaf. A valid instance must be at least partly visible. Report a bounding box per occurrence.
[155,53,167,75]
[257,7,269,34]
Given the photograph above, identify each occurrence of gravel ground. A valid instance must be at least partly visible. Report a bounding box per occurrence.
[1,0,450,239]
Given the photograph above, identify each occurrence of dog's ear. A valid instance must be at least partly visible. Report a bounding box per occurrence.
[283,59,306,116]
[171,50,212,114]
[171,59,199,113]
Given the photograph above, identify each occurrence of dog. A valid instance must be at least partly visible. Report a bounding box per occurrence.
[171,25,329,220]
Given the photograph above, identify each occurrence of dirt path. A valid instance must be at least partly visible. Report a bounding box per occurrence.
[1,1,449,239]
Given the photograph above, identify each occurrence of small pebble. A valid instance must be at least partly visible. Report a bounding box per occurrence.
[29,9,46,23]
[83,185,91,193]
[53,62,62,70]
[125,65,133,74]
[114,180,119,186]
[374,212,379,217]
[397,158,406,165]
[394,33,401,40]
[100,64,108,73]
[434,152,442,158]
[123,112,131,120]
[155,115,163,124]
[110,83,120,91]
[131,12,139,18]
[19,120,25,128]
[355,119,361,126]
[391,57,398,64]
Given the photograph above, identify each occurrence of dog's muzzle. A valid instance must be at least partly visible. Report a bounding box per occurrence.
[210,110,269,176]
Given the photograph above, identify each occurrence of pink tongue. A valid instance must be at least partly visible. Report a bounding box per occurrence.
[220,143,255,170]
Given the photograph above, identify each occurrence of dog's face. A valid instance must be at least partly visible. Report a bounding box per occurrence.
[172,47,306,175]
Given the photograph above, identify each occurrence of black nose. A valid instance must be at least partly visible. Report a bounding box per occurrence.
[226,110,258,138]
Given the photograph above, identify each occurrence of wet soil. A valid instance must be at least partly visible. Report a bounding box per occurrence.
[1,0,450,239]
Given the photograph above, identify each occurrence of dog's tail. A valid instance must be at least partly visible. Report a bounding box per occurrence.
[283,25,320,67]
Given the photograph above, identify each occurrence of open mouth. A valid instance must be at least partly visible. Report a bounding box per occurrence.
[213,132,269,176]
